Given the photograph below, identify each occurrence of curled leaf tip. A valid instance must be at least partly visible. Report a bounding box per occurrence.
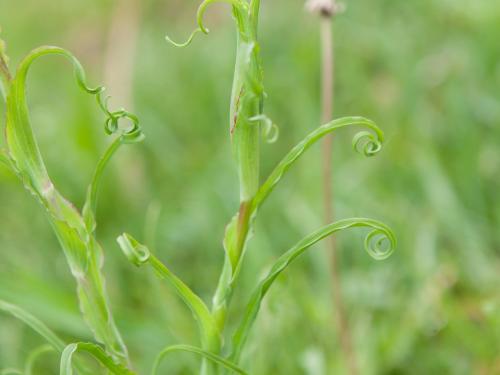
[117,233,150,267]
[96,95,144,143]
[165,28,204,47]
[249,114,279,144]
[196,0,247,35]
[352,130,383,157]
[364,227,396,260]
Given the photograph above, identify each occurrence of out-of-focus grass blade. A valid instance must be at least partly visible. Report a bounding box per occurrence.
[0,369,23,375]
[117,233,220,352]
[230,218,396,361]
[25,344,56,375]
[0,301,93,374]
[151,344,248,375]
[60,342,135,375]
[0,151,10,167]
[0,299,66,352]
[252,116,385,212]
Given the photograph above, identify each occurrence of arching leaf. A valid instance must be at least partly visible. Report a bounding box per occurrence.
[230,218,396,361]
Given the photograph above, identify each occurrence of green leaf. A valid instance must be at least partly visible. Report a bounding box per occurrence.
[0,299,66,352]
[249,0,261,33]
[252,116,385,213]
[0,369,22,375]
[196,0,249,35]
[165,28,203,48]
[0,150,11,167]
[5,45,144,201]
[25,344,55,375]
[151,344,248,375]
[3,45,137,366]
[165,0,250,48]
[116,233,221,352]
[82,119,144,232]
[223,213,239,271]
[0,300,95,374]
[230,218,396,361]
[60,343,135,375]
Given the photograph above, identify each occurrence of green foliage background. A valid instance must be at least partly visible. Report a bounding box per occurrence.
[1,0,499,373]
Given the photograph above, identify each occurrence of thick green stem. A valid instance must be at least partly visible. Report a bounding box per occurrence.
[209,4,264,373]
[230,34,261,202]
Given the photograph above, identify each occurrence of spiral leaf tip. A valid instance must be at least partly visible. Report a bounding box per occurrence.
[364,228,396,260]
[249,114,279,144]
[352,130,383,157]
[117,233,150,267]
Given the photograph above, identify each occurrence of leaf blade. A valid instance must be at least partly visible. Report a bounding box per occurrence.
[253,116,385,213]
[230,218,396,361]
[151,344,248,375]
[0,299,66,352]
[60,342,135,375]
[116,233,220,352]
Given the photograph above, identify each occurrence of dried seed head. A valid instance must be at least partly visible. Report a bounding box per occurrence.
[305,0,345,18]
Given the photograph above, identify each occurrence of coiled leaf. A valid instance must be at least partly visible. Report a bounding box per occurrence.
[230,218,396,361]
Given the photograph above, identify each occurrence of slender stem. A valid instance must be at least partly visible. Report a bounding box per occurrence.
[317,4,358,375]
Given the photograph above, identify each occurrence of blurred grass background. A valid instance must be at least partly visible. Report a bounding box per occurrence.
[1,0,500,373]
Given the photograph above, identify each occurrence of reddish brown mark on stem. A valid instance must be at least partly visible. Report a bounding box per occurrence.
[231,88,245,136]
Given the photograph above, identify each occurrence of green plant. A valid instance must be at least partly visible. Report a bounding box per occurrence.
[0,43,143,372]
[0,0,395,373]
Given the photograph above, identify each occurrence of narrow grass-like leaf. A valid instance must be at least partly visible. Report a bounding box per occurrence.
[5,45,144,205]
[0,151,10,167]
[25,344,55,375]
[196,0,249,35]
[0,369,23,375]
[249,0,261,32]
[0,299,66,352]
[230,218,396,361]
[60,343,135,375]
[117,233,220,352]
[252,116,384,213]
[165,28,203,47]
[0,301,93,374]
[165,0,248,48]
[151,344,248,375]
[3,45,143,365]
[82,124,144,232]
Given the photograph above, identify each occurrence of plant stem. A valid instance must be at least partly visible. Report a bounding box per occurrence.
[314,2,358,374]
